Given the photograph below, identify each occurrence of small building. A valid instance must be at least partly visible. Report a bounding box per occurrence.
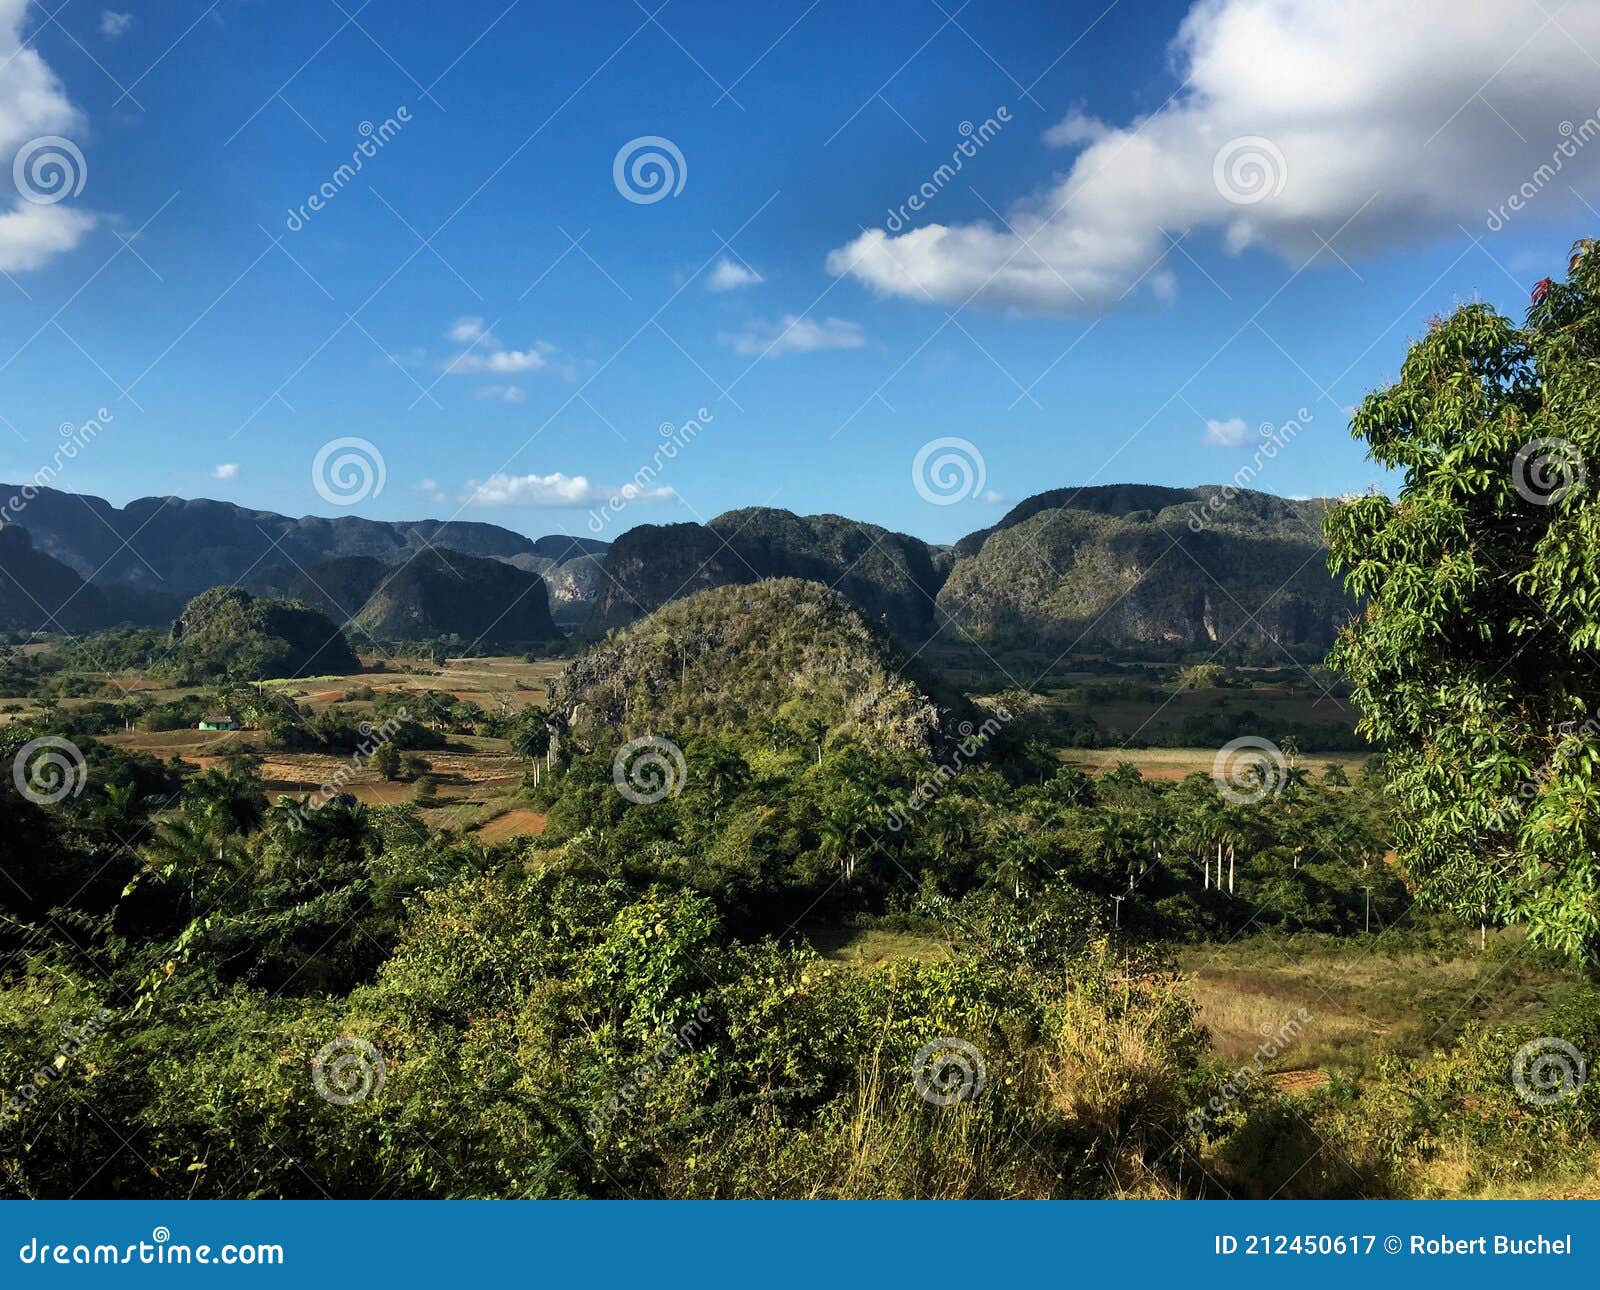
[198,713,236,731]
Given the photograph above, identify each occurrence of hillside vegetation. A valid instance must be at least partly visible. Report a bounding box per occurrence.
[554,578,943,754]
[169,587,360,681]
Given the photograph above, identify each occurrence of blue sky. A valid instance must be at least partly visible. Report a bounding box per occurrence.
[3,0,1598,544]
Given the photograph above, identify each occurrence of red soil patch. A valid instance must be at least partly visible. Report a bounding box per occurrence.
[474,809,548,845]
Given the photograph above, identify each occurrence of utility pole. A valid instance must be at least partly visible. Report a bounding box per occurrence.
[1111,894,1123,928]
[1362,885,1372,934]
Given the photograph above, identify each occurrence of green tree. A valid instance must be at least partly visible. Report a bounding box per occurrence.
[371,741,401,780]
[1326,237,1600,963]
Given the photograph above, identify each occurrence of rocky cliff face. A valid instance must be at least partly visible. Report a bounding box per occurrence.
[498,551,606,629]
[259,549,558,646]
[583,509,943,641]
[936,497,1352,656]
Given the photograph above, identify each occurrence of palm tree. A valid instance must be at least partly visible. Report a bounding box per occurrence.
[802,717,828,767]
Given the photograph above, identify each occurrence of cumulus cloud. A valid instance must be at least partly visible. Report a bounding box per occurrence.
[212,462,239,480]
[0,0,97,272]
[475,384,526,403]
[449,348,548,374]
[447,316,491,344]
[442,316,567,377]
[721,314,866,357]
[98,10,132,38]
[707,258,764,291]
[1203,417,1248,447]
[463,472,674,509]
[827,0,1600,314]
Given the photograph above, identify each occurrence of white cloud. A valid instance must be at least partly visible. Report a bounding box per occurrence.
[827,0,1600,314]
[447,316,491,344]
[442,316,566,377]
[0,0,97,272]
[212,462,239,480]
[1203,417,1249,447]
[979,488,1009,505]
[98,10,132,38]
[707,258,764,291]
[1042,110,1108,148]
[475,383,526,403]
[721,314,866,357]
[463,471,674,509]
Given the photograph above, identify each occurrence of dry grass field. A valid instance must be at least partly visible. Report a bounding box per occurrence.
[1064,746,1367,781]
[11,653,569,840]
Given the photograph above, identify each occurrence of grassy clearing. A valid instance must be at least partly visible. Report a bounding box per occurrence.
[1178,933,1586,1078]
[1065,747,1367,781]
[805,925,953,968]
